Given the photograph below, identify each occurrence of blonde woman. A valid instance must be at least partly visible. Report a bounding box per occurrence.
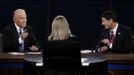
[44,15,80,57]
[43,15,81,75]
[48,15,77,41]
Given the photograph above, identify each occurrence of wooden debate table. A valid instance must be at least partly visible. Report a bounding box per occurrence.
[0,51,133,75]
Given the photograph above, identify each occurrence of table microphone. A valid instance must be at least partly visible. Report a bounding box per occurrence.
[24,26,30,32]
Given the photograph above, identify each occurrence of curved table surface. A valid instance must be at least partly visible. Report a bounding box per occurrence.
[24,52,107,66]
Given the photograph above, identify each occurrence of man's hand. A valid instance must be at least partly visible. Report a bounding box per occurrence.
[101,39,110,46]
[20,32,28,40]
[29,45,39,51]
[99,46,108,53]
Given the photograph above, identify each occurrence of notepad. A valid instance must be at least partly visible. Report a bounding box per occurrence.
[81,58,89,66]
[81,50,95,53]
[26,52,42,54]
[8,52,25,55]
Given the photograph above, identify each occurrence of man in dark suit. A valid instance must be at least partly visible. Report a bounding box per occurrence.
[2,9,40,52]
[97,10,133,53]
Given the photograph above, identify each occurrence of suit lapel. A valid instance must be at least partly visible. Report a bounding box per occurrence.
[113,25,122,47]
[11,24,19,39]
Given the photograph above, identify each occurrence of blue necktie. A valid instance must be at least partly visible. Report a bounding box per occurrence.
[19,28,24,52]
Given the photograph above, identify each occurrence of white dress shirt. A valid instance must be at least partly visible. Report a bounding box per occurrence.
[14,23,24,44]
[109,23,119,49]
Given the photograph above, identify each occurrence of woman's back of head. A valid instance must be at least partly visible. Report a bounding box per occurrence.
[48,15,71,41]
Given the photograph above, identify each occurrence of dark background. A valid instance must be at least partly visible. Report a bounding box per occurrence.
[0,0,134,50]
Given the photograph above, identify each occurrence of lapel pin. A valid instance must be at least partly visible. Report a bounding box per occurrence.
[118,32,121,35]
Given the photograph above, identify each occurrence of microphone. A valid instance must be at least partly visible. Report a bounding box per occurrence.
[24,26,30,32]
[24,28,27,32]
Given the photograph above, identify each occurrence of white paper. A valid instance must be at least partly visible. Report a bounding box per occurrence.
[26,52,42,54]
[81,50,95,53]
[36,62,43,66]
[81,58,89,66]
[8,52,25,55]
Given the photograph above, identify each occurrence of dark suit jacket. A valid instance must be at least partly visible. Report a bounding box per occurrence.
[43,36,81,75]
[2,24,40,52]
[99,24,133,53]
[43,36,81,62]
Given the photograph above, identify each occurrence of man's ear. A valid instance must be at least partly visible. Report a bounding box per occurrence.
[109,19,113,23]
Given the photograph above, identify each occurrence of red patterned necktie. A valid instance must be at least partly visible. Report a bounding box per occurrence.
[110,31,115,43]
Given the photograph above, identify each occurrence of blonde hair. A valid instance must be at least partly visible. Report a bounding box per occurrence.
[48,15,71,41]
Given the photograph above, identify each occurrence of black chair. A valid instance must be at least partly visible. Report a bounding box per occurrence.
[43,57,81,75]
[43,40,82,75]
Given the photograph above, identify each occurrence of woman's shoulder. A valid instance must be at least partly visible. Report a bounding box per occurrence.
[68,34,79,42]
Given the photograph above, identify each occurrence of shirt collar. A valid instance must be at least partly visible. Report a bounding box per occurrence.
[14,23,24,33]
[14,23,21,30]
[110,23,118,34]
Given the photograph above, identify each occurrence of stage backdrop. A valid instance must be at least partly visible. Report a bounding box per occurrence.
[0,1,134,50]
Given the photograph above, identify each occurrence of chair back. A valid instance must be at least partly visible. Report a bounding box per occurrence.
[43,57,81,75]
[43,40,82,75]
